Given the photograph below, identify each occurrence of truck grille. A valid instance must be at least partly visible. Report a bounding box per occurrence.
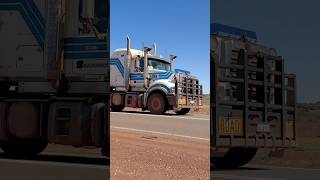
[175,73,203,108]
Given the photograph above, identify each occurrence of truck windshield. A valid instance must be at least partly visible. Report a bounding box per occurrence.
[148,58,171,71]
[139,58,171,71]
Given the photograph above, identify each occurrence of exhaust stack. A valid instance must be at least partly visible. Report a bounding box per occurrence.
[153,43,157,57]
[125,36,132,90]
[127,36,131,55]
[144,47,152,88]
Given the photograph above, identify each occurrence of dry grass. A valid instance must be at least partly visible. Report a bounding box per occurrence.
[191,95,210,115]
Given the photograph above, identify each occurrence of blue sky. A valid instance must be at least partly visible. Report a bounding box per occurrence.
[111,0,210,94]
[212,0,320,103]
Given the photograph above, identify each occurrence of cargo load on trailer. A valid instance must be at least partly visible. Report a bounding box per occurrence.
[211,23,296,168]
[0,0,109,156]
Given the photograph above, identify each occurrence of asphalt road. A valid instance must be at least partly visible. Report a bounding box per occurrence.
[0,111,319,180]
[212,165,320,180]
[0,152,109,180]
[110,111,210,143]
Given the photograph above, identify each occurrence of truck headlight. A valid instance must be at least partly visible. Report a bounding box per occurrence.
[171,87,175,93]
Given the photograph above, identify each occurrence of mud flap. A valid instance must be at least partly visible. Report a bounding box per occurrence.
[91,103,105,147]
[0,102,8,141]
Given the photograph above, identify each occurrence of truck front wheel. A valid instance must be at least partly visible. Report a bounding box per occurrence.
[174,108,190,115]
[0,139,48,156]
[147,93,167,115]
[212,147,257,169]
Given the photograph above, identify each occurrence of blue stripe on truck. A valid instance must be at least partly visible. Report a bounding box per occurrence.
[0,0,46,48]
[110,58,125,78]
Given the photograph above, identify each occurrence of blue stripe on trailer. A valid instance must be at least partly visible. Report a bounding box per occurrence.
[64,44,107,52]
[64,52,108,59]
[211,23,257,40]
[0,0,46,48]
[64,37,107,44]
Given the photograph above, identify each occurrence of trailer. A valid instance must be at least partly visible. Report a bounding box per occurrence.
[211,23,297,168]
[0,0,109,156]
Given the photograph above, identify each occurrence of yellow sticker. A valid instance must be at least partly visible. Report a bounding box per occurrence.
[178,99,187,105]
[286,121,294,139]
[218,116,243,136]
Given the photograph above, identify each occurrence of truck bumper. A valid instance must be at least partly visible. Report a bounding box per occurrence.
[167,94,203,110]
[167,94,176,107]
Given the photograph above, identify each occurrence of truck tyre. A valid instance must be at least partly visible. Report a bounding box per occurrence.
[147,93,167,115]
[0,139,48,156]
[110,105,125,112]
[174,108,190,115]
[212,147,257,169]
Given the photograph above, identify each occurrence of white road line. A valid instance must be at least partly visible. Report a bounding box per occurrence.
[111,112,210,121]
[212,174,284,180]
[111,126,210,141]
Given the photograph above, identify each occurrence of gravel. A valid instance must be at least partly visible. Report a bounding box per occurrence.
[110,130,210,180]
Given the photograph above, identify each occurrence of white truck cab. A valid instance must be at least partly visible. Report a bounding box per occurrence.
[110,38,202,115]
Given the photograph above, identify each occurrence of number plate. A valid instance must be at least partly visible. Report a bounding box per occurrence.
[178,99,186,105]
[286,121,294,138]
[257,123,271,133]
[218,116,243,136]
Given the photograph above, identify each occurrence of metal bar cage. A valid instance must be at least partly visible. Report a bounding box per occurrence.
[212,36,296,148]
[175,73,203,109]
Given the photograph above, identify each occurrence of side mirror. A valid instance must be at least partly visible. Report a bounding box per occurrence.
[169,55,177,71]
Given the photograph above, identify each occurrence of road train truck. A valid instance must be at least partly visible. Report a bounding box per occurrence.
[0,0,109,156]
[211,23,297,168]
[110,38,203,115]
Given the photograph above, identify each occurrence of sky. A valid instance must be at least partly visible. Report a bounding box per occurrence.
[111,0,210,94]
[212,0,320,103]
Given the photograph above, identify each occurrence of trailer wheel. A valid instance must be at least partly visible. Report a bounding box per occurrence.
[212,147,257,169]
[147,93,167,115]
[0,139,48,156]
[174,108,190,115]
[110,105,125,112]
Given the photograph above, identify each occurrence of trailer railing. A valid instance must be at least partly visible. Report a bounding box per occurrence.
[212,37,296,148]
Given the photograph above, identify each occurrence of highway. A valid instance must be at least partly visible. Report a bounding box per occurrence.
[0,151,108,180]
[0,111,319,179]
[212,165,320,180]
[111,111,210,142]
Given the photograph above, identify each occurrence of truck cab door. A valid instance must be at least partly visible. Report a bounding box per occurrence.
[129,58,145,91]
